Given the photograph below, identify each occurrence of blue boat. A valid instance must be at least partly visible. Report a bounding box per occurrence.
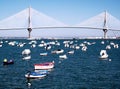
[25,71,47,79]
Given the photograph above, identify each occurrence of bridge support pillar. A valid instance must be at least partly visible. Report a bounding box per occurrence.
[103,28,107,39]
[27,28,32,38]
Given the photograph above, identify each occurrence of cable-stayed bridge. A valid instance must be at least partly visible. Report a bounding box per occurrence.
[0,7,120,39]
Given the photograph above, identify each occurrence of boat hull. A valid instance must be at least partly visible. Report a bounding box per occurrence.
[34,62,54,70]
[25,74,46,79]
[3,61,14,65]
[99,55,108,59]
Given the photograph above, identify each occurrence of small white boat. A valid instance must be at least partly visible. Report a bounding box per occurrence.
[110,42,115,45]
[29,40,37,44]
[31,44,36,48]
[8,41,16,46]
[22,49,31,55]
[75,46,80,49]
[82,46,87,51]
[101,41,105,44]
[23,55,31,60]
[80,43,85,47]
[40,53,48,56]
[99,50,108,59]
[64,43,69,47]
[59,54,67,59]
[45,45,51,50]
[34,61,54,70]
[0,44,2,47]
[106,45,111,49]
[114,44,119,48]
[51,49,64,54]
[68,50,74,54]
[17,42,25,47]
[38,44,45,47]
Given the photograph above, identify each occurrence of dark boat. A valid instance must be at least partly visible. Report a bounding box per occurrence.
[3,59,14,65]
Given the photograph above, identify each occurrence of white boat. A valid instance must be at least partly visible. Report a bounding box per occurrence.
[114,44,119,48]
[82,46,87,51]
[106,45,111,49]
[45,45,51,50]
[0,44,2,47]
[75,46,80,49]
[8,41,16,46]
[31,44,36,48]
[40,53,48,56]
[34,61,54,70]
[59,54,67,59]
[101,41,105,44]
[68,50,74,54]
[29,40,37,44]
[23,55,31,60]
[99,50,108,59]
[38,44,45,47]
[22,49,31,55]
[64,43,69,47]
[51,49,64,54]
[80,43,85,47]
[110,42,115,45]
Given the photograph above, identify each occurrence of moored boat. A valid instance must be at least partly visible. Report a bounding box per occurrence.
[51,49,64,54]
[99,50,108,59]
[40,52,48,56]
[3,59,14,65]
[22,49,31,55]
[34,61,54,70]
[59,54,67,59]
[68,50,74,54]
[25,72,46,79]
[22,55,31,60]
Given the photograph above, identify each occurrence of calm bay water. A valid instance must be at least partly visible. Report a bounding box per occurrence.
[0,39,120,89]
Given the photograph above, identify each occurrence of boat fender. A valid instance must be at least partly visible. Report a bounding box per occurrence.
[3,59,7,62]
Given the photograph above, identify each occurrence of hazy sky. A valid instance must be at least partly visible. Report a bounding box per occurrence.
[0,0,120,37]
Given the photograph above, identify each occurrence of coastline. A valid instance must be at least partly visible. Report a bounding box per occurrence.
[0,36,119,40]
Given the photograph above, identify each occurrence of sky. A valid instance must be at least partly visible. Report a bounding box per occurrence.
[0,0,120,37]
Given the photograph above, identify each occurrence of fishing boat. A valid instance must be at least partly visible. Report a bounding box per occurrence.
[25,71,46,79]
[3,59,14,65]
[99,50,108,59]
[34,61,54,70]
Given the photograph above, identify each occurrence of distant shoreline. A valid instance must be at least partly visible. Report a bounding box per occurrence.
[0,36,120,40]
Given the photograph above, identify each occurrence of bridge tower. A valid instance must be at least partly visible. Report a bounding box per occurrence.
[103,11,108,39]
[27,6,32,38]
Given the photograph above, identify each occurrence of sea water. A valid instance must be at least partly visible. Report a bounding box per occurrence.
[0,39,120,89]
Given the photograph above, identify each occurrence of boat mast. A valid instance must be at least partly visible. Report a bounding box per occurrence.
[103,10,107,39]
[27,1,32,38]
